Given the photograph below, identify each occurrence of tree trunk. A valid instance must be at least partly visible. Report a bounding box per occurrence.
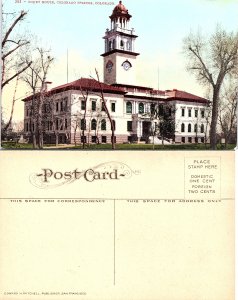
[55,133,59,147]
[210,87,220,150]
[32,133,37,149]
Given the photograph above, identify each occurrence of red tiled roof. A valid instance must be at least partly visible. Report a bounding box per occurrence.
[165,89,209,104]
[23,78,126,102]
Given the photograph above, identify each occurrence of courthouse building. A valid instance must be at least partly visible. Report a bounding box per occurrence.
[23,1,210,144]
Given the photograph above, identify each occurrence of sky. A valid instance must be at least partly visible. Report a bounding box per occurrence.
[1,0,238,122]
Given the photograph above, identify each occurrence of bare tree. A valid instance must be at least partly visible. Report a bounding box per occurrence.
[95,69,116,150]
[1,10,32,89]
[1,9,32,137]
[218,81,237,148]
[183,26,238,149]
[22,47,54,149]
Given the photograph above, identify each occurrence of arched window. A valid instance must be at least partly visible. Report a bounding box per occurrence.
[101,119,106,131]
[91,119,97,131]
[181,123,185,132]
[188,123,192,133]
[81,119,86,130]
[120,40,124,49]
[194,124,197,133]
[201,124,204,133]
[111,120,116,131]
[112,39,116,49]
[139,103,144,114]
[126,102,132,114]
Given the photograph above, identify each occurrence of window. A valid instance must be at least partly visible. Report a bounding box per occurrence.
[126,102,132,114]
[91,119,97,131]
[92,100,96,111]
[65,118,68,130]
[112,39,116,49]
[111,102,116,112]
[26,122,29,132]
[188,123,192,133]
[181,108,185,117]
[127,121,133,132]
[188,109,192,117]
[181,123,185,133]
[139,103,144,114]
[194,124,197,133]
[92,136,97,143]
[56,119,59,130]
[201,137,205,143]
[201,124,204,133]
[81,100,86,111]
[195,137,198,143]
[101,119,106,131]
[101,102,106,111]
[60,101,63,112]
[127,41,131,50]
[102,136,107,143]
[182,137,185,143]
[151,103,155,114]
[111,120,116,131]
[81,119,86,130]
[201,110,205,118]
[195,110,198,118]
[159,105,164,116]
[188,137,192,143]
[56,102,59,112]
[120,40,124,49]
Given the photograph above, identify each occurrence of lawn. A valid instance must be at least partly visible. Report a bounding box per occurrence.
[1,141,236,150]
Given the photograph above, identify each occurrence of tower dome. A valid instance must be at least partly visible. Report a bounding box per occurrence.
[110,1,132,20]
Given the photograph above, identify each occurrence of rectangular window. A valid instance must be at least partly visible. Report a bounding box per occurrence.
[56,102,59,112]
[111,102,116,112]
[127,121,133,132]
[65,118,68,129]
[92,136,97,143]
[81,100,86,110]
[182,137,185,143]
[102,136,107,143]
[201,137,205,143]
[102,103,106,111]
[195,110,198,118]
[92,100,96,111]
[188,137,192,143]
[181,108,185,117]
[201,110,205,118]
[60,101,63,112]
[188,109,192,117]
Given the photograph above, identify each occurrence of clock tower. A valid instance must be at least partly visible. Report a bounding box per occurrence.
[101,1,140,86]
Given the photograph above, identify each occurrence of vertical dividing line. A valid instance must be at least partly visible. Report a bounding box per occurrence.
[114,199,116,286]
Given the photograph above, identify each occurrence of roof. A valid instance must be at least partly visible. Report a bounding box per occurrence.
[23,78,126,102]
[165,89,209,104]
[110,1,131,20]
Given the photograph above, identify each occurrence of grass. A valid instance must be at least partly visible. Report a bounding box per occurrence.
[1,141,236,150]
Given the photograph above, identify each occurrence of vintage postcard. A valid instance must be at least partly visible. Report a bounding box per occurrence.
[0,0,237,299]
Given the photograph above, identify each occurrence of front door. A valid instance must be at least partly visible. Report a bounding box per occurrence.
[142,121,151,140]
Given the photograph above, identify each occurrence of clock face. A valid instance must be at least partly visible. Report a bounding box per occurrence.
[106,61,113,73]
[122,60,131,71]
